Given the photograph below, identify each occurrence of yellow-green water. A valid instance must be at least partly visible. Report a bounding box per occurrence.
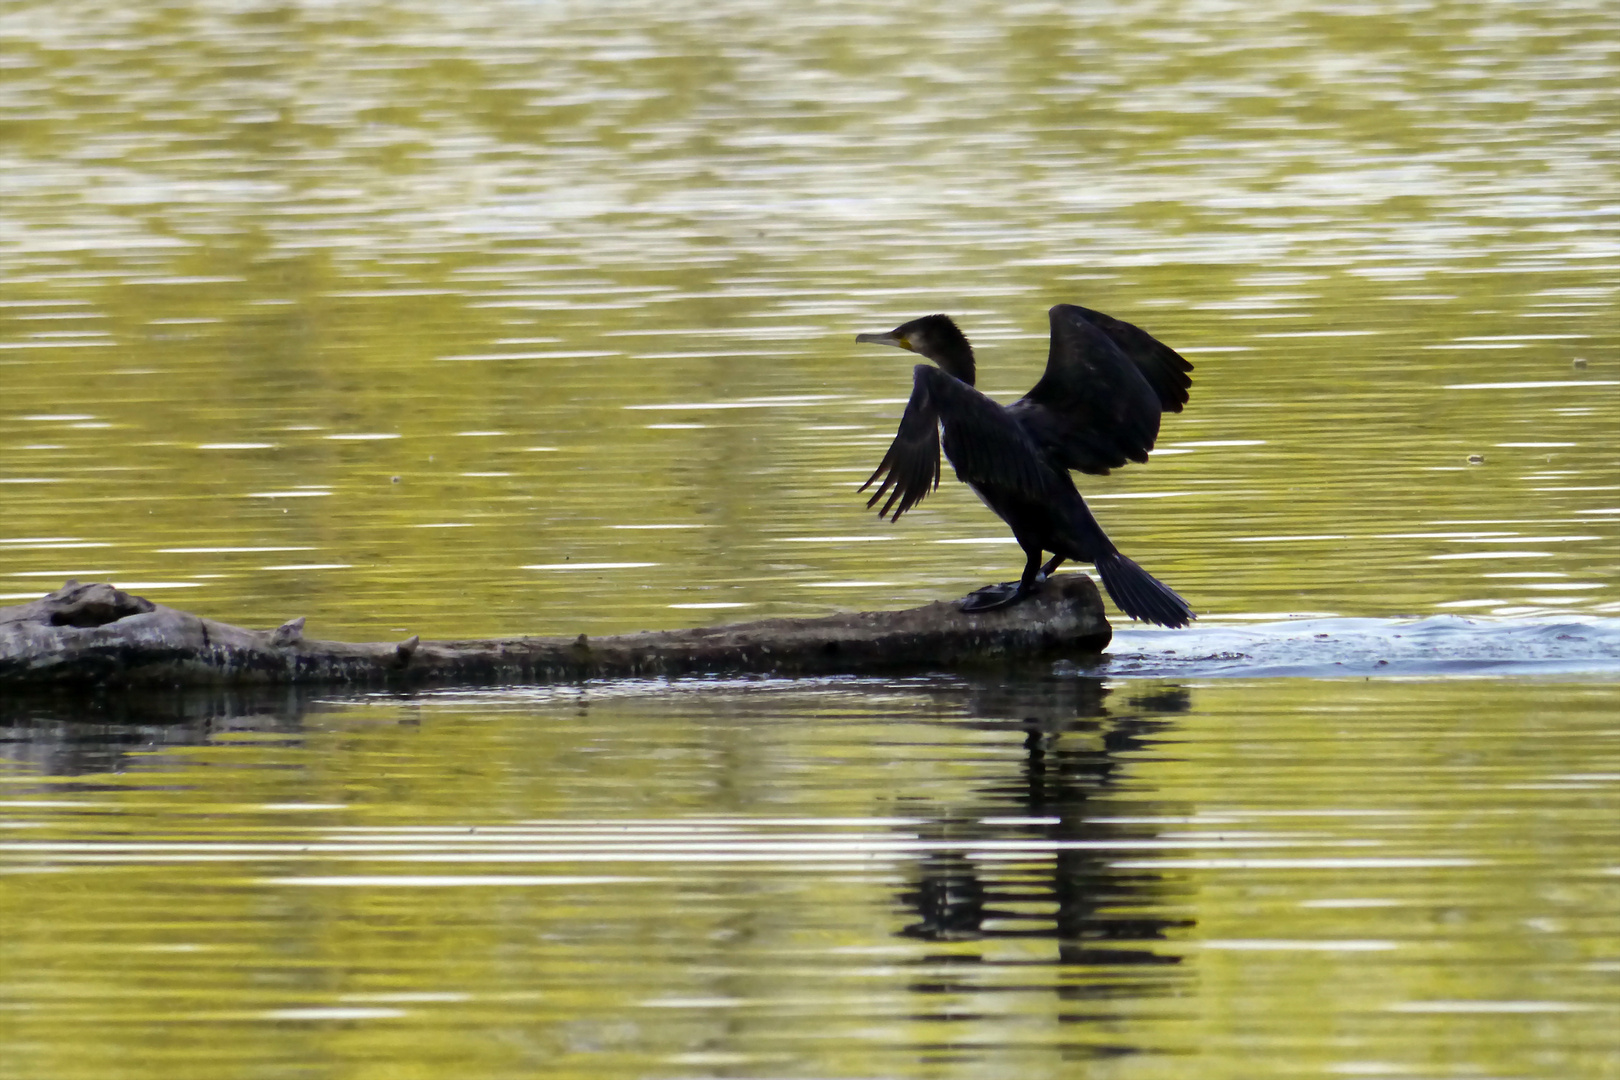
[3,0,1619,1076]
[3,0,1616,637]
[4,678,1620,1079]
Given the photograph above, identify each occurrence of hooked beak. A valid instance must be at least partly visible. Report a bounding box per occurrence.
[855,330,912,351]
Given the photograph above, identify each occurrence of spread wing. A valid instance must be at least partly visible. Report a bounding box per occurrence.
[1009,303,1194,476]
[1066,303,1192,414]
[862,363,1055,521]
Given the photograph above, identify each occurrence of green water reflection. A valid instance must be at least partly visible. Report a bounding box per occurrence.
[4,677,1620,1079]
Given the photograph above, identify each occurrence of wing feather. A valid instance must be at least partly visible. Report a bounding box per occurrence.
[1011,304,1193,476]
[1066,303,1192,414]
[861,364,942,520]
[862,364,1055,521]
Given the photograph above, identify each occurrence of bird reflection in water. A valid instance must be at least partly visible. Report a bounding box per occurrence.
[894,677,1195,1005]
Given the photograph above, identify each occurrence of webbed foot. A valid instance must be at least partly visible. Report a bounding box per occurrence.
[960,580,1034,612]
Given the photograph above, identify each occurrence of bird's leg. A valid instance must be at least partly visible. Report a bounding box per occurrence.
[1039,554,1066,580]
[961,546,1046,612]
[1017,545,1045,594]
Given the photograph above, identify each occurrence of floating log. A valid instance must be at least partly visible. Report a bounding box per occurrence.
[0,578,1112,690]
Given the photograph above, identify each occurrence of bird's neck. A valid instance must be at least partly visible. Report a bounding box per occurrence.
[934,349,976,386]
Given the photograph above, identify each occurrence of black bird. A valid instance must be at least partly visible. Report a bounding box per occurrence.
[855,304,1195,627]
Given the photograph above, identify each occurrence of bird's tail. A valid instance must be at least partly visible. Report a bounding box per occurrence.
[1094,551,1195,628]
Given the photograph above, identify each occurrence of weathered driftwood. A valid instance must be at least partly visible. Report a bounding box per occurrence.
[0,578,1112,690]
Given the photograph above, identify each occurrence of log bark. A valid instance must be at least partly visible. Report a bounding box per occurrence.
[0,577,1112,690]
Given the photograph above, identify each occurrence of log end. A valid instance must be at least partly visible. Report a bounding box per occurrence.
[2,580,159,630]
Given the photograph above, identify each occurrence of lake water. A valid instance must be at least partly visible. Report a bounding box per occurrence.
[2,1,1618,1077]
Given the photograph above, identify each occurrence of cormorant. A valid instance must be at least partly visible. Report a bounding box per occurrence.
[855,304,1195,627]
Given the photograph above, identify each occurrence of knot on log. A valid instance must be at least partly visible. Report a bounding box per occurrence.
[41,581,156,628]
[394,634,420,667]
[270,617,306,648]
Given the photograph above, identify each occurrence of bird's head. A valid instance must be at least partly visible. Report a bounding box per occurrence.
[856,314,975,385]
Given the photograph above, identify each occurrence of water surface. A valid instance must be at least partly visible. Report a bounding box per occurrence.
[4,677,1620,1079]
[3,1,1620,1077]
[2,0,1615,638]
